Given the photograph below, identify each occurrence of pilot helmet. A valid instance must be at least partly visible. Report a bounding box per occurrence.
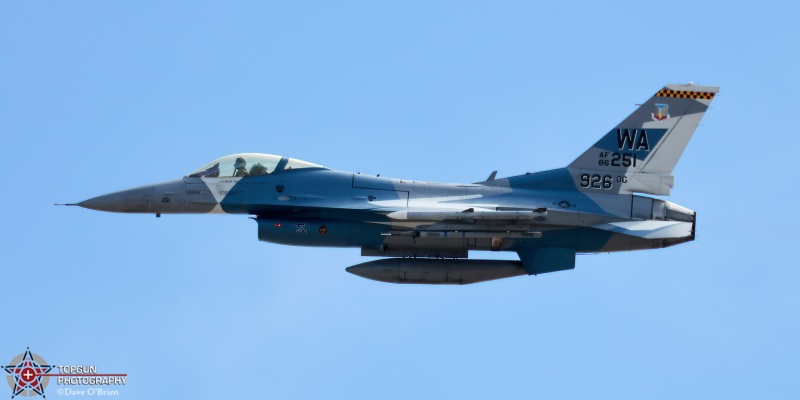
[234,157,247,169]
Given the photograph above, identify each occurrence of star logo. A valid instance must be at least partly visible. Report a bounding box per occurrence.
[4,348,53,398]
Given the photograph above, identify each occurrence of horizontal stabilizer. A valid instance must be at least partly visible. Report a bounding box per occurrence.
[591,220,693,240]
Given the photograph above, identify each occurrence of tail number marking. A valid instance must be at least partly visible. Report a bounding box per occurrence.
[580,174,613,189]
[598,152,638,167]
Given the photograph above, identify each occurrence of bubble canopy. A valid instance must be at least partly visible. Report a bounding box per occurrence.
[187,153,324,178]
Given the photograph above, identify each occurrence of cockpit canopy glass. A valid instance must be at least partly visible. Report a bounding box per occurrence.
[186,153,323,178]
[284,158,323,171]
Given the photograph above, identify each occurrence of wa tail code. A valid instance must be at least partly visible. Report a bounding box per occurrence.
[617,129,650,151]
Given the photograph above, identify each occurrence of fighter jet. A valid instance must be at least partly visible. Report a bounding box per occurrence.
[69,83,717,284]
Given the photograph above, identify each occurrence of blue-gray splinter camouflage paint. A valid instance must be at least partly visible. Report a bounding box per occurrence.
[69,83,717,284]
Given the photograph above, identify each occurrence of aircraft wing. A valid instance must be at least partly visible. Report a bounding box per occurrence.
[386,208,547,222]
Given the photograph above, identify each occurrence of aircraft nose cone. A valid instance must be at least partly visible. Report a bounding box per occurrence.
[79,185,154,213]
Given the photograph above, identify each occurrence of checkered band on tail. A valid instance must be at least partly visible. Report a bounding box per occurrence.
[656,89,715,100]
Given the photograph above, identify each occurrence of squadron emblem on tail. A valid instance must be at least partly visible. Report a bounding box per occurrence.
[651,103,670,122]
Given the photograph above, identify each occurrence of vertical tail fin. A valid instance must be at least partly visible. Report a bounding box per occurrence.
[567,83,718,195]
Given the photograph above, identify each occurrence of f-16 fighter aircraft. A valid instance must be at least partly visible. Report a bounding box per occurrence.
[70,83,718,284]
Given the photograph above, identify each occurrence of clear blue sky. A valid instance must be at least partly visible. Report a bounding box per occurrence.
[2,1,798,399]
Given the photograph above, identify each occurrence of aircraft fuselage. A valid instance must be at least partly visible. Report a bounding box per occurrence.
[80,167,695,257]
[71,83,716,284]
